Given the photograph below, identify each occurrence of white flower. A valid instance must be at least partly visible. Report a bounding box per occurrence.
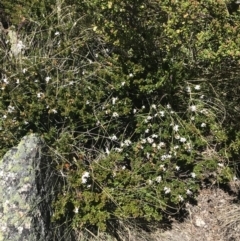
[160,164,166,171]
[164,186,171,194]
[157,142,165,149]
[190,105,197,112]
[142,105,145,109]
[152,134,158,138]
[174,145,179,150]
[147,116,152,120]
[175,134,180,140]
[151,104,157,109]
[218,163,224,167]
[24,121,29,125]
[52,109,57,114]
[141,138,146,144]
[159,111,165,117]
[16,40,25,52]
[22,68,27,74]
[194,85,201,90]
[166,104,171,109]
[161,155,167,160]
[178,195,184,202]
[152,143,156,148]
[124,139,132,146]
[147,179,153,185]
[17,226,23,234]
[7,105,15,113]
[201,123,206,127]
[115,148,123,153]
[147,137,154,143]
[105,147,110,155]
[191,116,195,120]
[145,129,150,133]
[176,165,180,171]
[191,172,196,178]
[110,135,117,141]
[2,115,7,119]
[121,82,125,86]
[173,125,179,132]
[200,95,204,99]
[112,97,118,105]
[146,152,150,159]
[45,76,51,83]
[186,189,193,195]
[155,176,162,183]
[233,176,238,181]
[95,53,98,58]
[37,92,43,98]
[74,207,79,213]
[3,77,9,84]
[86,100,90,105]
[81,171,90,184]
[186,86,191,92]
[129,73,133,77]
[200,109,208,114]
[16,79,20,84]
[133,109,137,114]
[180,137,187,143]
[112,112,119,117]
[55,31,60,36]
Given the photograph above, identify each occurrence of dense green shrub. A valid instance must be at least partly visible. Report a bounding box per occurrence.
[1,0,240,236]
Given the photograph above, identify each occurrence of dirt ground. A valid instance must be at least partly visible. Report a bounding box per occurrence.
[76,181,240,241]
[152,182,240,241]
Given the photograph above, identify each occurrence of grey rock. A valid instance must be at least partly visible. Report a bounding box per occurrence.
[0,134,73,241]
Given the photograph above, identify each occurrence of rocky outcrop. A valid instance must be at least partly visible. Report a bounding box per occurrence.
[0,134,74,241]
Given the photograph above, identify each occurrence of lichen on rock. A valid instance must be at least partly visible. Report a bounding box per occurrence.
[0,134,56,241]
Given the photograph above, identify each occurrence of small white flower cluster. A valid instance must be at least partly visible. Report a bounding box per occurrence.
[159,111,165,117]
[190,172,196,178]
[155,175,162,183]
[160,164,166,171]
[81,171,90,184]
[157,142,166,149]
[178,195,184,201]
[151,104,157,110]
[164,186,171,194]
[173,125,179,132]
[7,105,15,113]
[112,97,118,105]
[161,154,172,161]
[190,105,197,112]
[121,139,132,147]
[114,147,123,152]
[186,189,193,195]
[110,135,117,141]
[112,112,119,118]
[73,206,79,214]
[45,76,51,83]
[51,109,58,114]
[16,40,25,52]
[175,134,187,143]
[186,84,201,93]
[37,92,44,98]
